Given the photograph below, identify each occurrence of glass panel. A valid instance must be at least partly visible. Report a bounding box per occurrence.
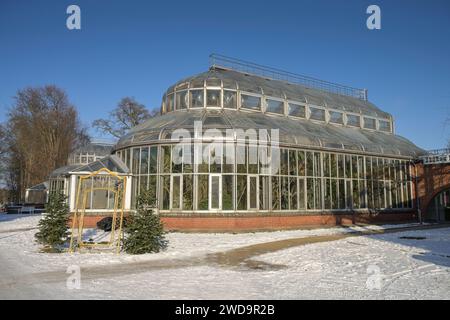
[222,175,233,210]
[259,176,270,210]
[172,146,182,173]
[198,145,209,173]
[149,146,158,173]
[324,179,331,209]
[330,154,337,177]
[288,103,306,118]
[306,178,314,209]
[209,146,222,173]
[132,148,140,174]
[210,175,220,209]
[359,180,366,208]
[298,151,305,176]
[190,90,204,108]
[271,176,280,210]
[306,152,314,176]
[352,179,360,209]
[281,177,289,210]
[223,90,237,109]
[161,175,170,210]
[310,107,325,121]
[351,156,358,179]
[249,176,257,209]
[289,177,298,210]
[364,117,376,129]
[176,91,188,110]
[92,189,108,209]
[289,150,297,176]
[237,144,247,173]
[266,99,284,114]
[379,120,391,132]
[241,94,261,110]
[148,175,157,207]
[183,175,193,210]
[329,111,344,124]
[248,145,258,174]
[172,176,181,209]
[281,149,288,175]
[347,114,360,127]
[167,94,174,111]
[236,175,247,210]
[197,175,208,210]
[345,155,351,178]
[161,146,171,173]
[206,90,221,107]
[314,178,322,209]
[140,147,149,175]
[338,179,345,209]
[331,179,338,209]
[323,153,330,177]
[298,178,305,209]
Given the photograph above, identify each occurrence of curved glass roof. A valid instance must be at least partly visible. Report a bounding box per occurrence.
[164,68,391,119]
[115,109,424,158]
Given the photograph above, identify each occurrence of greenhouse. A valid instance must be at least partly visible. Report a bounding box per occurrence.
[51,55,425,229]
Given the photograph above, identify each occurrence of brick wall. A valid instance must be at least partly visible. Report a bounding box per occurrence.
[71,211,417,232]
[414,162,450,218]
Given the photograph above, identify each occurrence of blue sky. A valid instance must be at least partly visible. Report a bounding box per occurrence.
[0,0,449,149]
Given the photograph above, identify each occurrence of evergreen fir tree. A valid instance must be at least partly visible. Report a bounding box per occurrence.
[35,192,70,252]
[123,188,166,254]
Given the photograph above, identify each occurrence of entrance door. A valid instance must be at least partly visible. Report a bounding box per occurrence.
[209,174,222,210]
[248,175,258,210]
[170,174,182,210]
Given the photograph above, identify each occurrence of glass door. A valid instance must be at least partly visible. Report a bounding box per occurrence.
[248,175,258,210]
[209,174,222,210]
[170,174,182,210]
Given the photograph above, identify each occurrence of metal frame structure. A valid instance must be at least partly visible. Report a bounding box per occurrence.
[209,53,368,100]
[69,168,127,254]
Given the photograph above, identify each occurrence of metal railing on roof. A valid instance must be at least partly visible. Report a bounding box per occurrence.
[209,53,368,101]
[419,148,450,165]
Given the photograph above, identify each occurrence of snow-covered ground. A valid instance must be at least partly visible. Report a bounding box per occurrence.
[0,214,449,299]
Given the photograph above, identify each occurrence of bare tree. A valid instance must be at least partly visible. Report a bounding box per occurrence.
[93,97,157,138]
[4,85,88,201]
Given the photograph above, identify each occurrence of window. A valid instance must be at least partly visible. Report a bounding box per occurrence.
[379,120,391,132]
[190,90,204,108]
[197,175,208,210]
[206,90,221,107]
[266,99,284,114]
[309,107,326,121]
[176,91,188,110]
[364,117,376,130]
[167,94,174,112]
[241,94,261,110]
[347,114,360,127]
[223,90,237,109]
[140,147,149,175]
[288,103,306,118]
[329,111,344,124]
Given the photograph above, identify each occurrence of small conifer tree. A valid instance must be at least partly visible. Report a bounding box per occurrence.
[35,192,70,252]
[123,188,166,254]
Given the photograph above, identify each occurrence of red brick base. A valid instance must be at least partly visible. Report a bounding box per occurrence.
[71,212,418,232]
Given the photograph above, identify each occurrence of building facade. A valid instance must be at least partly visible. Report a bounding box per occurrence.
[50,56,429,230]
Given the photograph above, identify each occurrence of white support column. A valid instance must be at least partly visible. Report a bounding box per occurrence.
[69,175,77,212]
[125,175,132,210]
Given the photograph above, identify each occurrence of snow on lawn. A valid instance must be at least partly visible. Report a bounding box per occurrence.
[0,214,429,272]
[0,213,449,299]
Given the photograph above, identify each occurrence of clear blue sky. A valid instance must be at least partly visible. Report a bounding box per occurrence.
[1,0,449,149]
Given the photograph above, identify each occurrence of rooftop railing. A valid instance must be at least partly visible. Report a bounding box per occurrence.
[419,148,450,164]
[209,53,368,101]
